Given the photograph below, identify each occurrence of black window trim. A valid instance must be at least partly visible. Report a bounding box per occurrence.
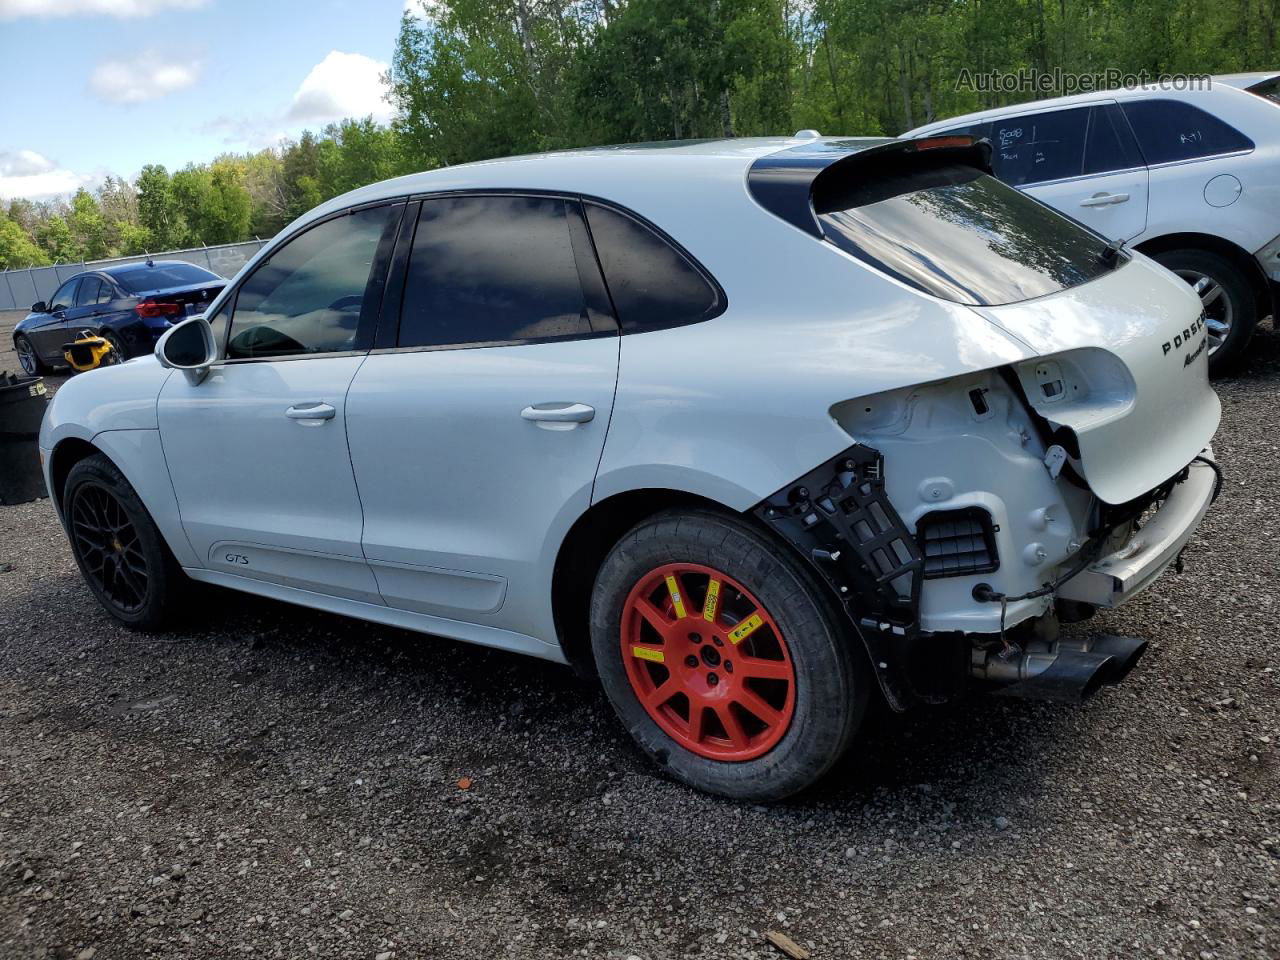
[213,199,406,366]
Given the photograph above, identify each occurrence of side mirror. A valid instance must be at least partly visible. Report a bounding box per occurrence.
[31,301,47,313]
[155,316,218,385]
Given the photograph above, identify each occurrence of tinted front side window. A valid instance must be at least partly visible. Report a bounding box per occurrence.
[114,263,220,294]
[75,276,103,307]
[49,279,78,312]
[817,164,1113,306]
[1122,100,1254,164]
[989,107,1089,185]
[227,207,392,359]
[584,202,720,331]
[398,195,591,349]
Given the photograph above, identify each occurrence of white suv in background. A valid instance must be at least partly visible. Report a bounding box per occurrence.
[907,73,1280,371]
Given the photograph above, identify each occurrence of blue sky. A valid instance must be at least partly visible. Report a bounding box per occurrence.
[0,0,416,202]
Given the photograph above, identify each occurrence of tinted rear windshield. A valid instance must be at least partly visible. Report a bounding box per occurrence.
[114,263,220,294]
[816,162,1116,305]
[1247,76,1280,106]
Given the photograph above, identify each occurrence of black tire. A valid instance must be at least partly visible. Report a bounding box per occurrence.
[13,334,47,376]
[589,508,869,802]
[1151,248,1256,375]
[98,329,126,365]
[63,454,186,631]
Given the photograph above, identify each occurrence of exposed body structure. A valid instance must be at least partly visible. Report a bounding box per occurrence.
[40,135,1219,799]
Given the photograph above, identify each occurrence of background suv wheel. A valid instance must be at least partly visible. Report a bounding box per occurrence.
[1152,248,1256,374]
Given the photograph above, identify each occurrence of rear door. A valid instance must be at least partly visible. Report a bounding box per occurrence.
[345,194,619,638]
[68,275,106,337]
[1001,103,1150,242]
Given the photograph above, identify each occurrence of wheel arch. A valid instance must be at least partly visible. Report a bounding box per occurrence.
[551,487,742,678]
[48,436,101,515]
[1135,231,1271,323]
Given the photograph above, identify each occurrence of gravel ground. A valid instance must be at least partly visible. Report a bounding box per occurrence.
[0,320,1277,960]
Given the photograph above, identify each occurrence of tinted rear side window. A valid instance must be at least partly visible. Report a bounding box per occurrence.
[1121,99,1254,164]
[1083,104,1144,174]
[1247,76,1280,106]
[817,163,1113,306]
[398,195,592,349]
[584,202,721,332]
[115,263,220,294]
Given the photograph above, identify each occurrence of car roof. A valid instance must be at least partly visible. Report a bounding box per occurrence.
[291,135,894,232]
[905,75,1256,135]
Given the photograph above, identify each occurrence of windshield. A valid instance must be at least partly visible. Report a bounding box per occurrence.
[816,163,1118,306]
[113,263,220,294]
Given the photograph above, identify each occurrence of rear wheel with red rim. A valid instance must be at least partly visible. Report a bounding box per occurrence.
[591,509,869,801]
[621,562,796,762]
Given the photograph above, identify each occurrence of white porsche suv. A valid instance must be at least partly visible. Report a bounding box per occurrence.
[40,136,1220,800]
[907,74,1280,372]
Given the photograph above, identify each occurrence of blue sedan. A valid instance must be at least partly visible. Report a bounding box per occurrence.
[13,260,224,375]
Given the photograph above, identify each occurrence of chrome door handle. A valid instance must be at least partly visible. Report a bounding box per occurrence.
[285,402,336,421]
[521,402,595,423]
[1080,192,1130,207]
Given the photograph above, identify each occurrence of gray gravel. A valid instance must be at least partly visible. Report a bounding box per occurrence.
[1,322,1277,959]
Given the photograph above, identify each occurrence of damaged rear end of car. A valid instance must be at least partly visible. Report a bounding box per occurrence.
[745,135,1221,709]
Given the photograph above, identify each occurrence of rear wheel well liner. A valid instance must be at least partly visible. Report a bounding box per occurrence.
[552,489,741,678]
[1135,231,1270,322]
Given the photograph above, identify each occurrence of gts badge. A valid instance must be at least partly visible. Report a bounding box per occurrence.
[1161,314,1206,365]
[225,553,250,565]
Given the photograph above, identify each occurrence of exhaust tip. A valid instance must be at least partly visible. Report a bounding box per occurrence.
[1090,634,1149,685]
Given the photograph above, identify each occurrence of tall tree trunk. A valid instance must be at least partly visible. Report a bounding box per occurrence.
[720,89,735,137]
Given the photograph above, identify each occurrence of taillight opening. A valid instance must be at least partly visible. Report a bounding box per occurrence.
[135,300,183,320]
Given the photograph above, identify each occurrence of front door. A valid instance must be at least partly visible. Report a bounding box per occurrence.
[346,194,620,638]
[158,204,402,602]
[29,277,80,361]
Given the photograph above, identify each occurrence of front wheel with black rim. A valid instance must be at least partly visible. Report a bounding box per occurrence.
[14,334,46,376]
[64,453,185,631]
[590,509,869,801]
[1151,248,1256,375]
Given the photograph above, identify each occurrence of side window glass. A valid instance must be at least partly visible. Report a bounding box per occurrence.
[50,279,78,312]
[1084,104,1143,174]
[99,282,118,304]
[398,195,592,349]
[989,107,1089,186]
[932,121,992,142]
[75,277,102,307]
[583,202,720,332]
[227,206,393,360]
[1122,99,1255,164]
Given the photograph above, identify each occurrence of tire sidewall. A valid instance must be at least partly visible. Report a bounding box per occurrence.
[63,455,175,629]
[590,510,867,801]
[1152,249,1255,373]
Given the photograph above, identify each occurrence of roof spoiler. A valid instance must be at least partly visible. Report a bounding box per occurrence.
[747,136,994,238]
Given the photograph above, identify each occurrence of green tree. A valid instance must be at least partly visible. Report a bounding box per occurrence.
[68,188,108,261]
[137,164,184,249]
[0,215,50,269]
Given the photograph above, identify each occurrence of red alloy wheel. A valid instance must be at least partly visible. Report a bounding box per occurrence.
[619,562,797,761]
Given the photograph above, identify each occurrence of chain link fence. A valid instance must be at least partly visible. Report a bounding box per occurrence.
[0,239,268,312]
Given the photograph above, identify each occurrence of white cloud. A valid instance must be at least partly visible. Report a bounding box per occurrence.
[90,55,200,103]
[0,150,95,200]
[0,0,205,17]
[285,51,393,127]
